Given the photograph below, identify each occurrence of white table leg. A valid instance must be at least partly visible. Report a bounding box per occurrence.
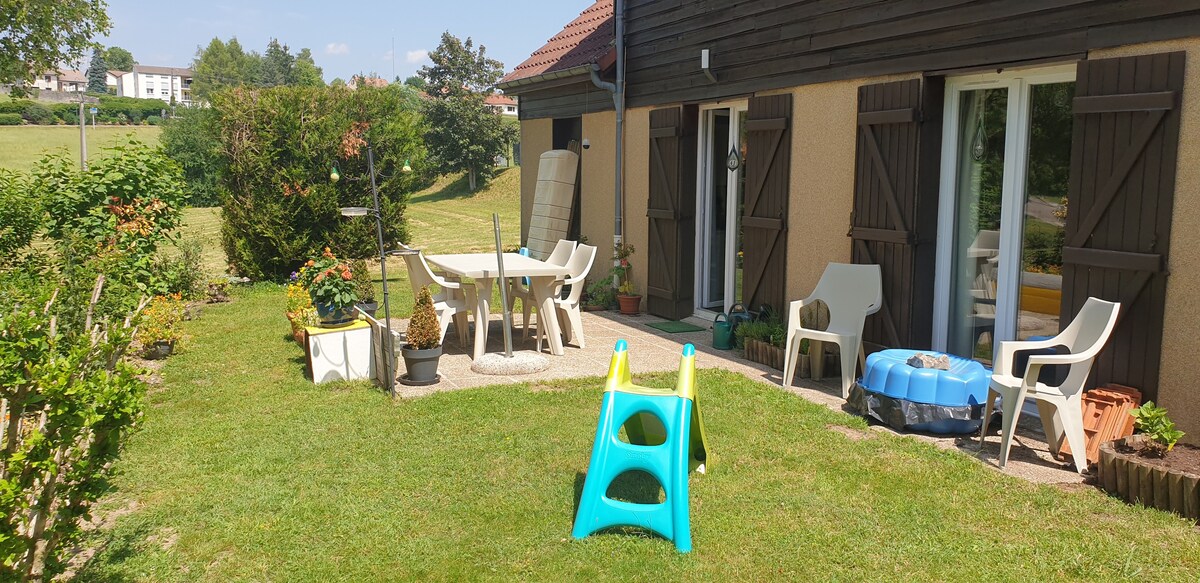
[530,275,564,356]
[472,278,494,359]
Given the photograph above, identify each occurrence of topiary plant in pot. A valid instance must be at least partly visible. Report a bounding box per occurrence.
[350,259,378,317]
[402,286,442,384]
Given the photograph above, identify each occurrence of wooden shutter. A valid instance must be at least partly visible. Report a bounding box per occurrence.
[1062,52,1184,401]
[849,78,942,351]
[646,106,697,320]
[742,93,791,313]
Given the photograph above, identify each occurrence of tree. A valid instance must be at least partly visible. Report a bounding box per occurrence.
[259,38,294,87]
[160,107,225,206]
[191,37,260,99]
[292,48,324,87]
[419,32,511,191]
[86,48,107,93]
[0,0,111,92]
[103,45,135,71]
[403,75,426,91]
[330,77,346,88]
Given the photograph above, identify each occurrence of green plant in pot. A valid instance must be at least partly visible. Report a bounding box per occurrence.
[402,286,442,384]
[613,242,640,315]
[136,293,185,359]
[1130,401,1185,458]
[584,273,617,311]
[350,258,378,317]
[299,247,358,327]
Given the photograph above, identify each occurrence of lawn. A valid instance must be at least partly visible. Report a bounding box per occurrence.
[76,284,1200,581]
[0,125,162,171]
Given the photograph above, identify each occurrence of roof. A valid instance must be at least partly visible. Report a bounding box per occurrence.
[484,94,517,106]
[132,65,194,77]
[57,70,86,83]
[108,70,129,77]
[499,0,613,85]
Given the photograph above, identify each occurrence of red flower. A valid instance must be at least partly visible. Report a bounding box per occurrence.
[341,271,352,280]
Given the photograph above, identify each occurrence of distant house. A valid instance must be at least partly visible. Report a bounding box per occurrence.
[348,75,388,90]
[106,70,128,93]
[115,65,194,105]
[31,70,87,92]
[484,93,518,117]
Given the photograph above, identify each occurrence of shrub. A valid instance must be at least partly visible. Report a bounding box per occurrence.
[160,107,225,206]
[0,170,41,261]
[95,94,167,123]
[0,276,146,580]
[298,247,357,309]
[584,273,616,309]
[350,258,375,302]
[135,293,185,349]
[213,85,426,280]
[153,238,206,299]
[0,113,21,125]
[0,99,34,114]
[22,102,54,124]
[145,115,162,125]
[406,286,441,349]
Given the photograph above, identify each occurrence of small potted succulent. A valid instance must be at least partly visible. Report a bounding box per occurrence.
[350,258,378,317]
[402,286,442,384]
[613,242,641,315]
[137,293,185,359]
[299,247,358,327]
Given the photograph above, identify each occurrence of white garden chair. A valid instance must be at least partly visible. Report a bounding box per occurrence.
[782,263,882,398]
[979,297,1120,473]
[537,243,597,351]
[508,239,575,337]
[398,249,473,346]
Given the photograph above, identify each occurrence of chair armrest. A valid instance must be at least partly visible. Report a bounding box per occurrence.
[431,274,461,290]
[995,338,1059,377]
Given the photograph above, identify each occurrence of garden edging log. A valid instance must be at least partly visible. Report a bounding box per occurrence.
[1098,434,1200,521]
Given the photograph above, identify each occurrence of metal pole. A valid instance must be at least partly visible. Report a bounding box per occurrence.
[367,145,394,397]
[78,98,87,170]
[493,213,513,357]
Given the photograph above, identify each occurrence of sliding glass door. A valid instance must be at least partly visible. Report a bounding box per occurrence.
[696,103,748,315]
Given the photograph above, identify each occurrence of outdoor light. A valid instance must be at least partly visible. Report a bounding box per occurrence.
[330,166,341,183]
[402,159,412,173]
[339,206,372,217]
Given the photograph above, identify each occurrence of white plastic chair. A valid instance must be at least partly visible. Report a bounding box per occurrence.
[398,249,473,346]
[782,263,882,398]
[508,239,575,336]
[979,297,1120,473]
[537,243,597,351]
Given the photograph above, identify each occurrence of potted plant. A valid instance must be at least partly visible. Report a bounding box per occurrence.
[298,247,358,327]
[401,286,442,384]
[350,259,378,317]
[206,278,231,303]
[137,293,185,359]
[1097,401,1198,520]
[613,242,641,315]
[583,274,617,312]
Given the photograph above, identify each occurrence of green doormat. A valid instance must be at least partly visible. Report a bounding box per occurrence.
[646,321,706,334]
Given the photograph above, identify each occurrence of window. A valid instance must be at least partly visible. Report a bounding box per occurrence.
[161,89,169,95]
[161,75,169,80]
[506,106,516,112]
[145,87,154,95]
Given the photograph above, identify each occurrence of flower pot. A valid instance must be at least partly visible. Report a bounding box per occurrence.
[314,302,356,327]
[144,340,175,360]
[355,300,379,318]
[1098,434,1200,521]
[401,344,442,384]
[617,294,642,315]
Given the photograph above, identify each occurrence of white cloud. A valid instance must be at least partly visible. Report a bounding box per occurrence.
[405,49,428,64]
[325,42,349,56]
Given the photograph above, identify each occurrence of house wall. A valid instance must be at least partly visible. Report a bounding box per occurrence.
[1093,38,1200,443]
[518,118,553,243]
[623,107,651,308]
[580,110,618,250]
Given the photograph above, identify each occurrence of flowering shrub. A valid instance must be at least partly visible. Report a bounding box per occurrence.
[299,248,358,309]
[135,293,185,348]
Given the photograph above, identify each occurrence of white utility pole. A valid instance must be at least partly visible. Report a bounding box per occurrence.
[78,96,87,170]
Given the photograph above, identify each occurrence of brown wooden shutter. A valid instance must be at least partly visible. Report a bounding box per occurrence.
[646,105,697,320]
[849,78,942,351]
[1062,52,1184,401]
[742,93,791,313]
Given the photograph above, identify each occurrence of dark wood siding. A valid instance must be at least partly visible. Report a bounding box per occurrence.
[646,105,698,320]
[515,80,615,120]
[741,93,791,314]
[849,78,941,351]
[1062,51,1185,401]
[623,0,1200,108]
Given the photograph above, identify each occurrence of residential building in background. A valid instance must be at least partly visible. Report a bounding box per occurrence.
[484,93,518,117]
[114,65,194,105]
[31,70,87,92]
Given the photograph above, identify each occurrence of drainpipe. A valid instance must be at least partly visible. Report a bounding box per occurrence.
[588,0,626,252]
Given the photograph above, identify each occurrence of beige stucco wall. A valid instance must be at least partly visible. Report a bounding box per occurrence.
[518,118,553,242]
[580,111,618,250]
[623,107,651,310]
[1094,38,1200,443]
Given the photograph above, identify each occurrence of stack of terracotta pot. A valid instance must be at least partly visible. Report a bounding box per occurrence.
[1061,384,1142,465]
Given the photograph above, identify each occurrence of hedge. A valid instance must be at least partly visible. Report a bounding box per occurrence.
[0,114,21,125]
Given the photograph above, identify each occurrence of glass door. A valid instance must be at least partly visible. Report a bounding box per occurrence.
[696,104,748,316]
[934,66,1074,364]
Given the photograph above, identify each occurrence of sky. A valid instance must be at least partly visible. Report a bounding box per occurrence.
[97,0,591,82]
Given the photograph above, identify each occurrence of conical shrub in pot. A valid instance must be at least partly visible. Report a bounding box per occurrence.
[402,286,442,383]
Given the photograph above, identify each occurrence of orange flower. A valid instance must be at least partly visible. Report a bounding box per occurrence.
[306,260,315,267]
[341,271,352,280]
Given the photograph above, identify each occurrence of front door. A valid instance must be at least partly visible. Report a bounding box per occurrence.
[934,66,1076,363]
[695,104,748,315]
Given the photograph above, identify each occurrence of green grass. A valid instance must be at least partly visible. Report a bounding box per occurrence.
[77,284,1200,581]
[0,125,161,171]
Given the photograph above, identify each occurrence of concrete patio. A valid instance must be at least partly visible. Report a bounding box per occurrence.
[387,309,1087,486]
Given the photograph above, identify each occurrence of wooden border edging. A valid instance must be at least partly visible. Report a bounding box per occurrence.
[1097,435,1200,521]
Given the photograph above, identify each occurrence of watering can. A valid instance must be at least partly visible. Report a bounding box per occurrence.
[712,304,752,350]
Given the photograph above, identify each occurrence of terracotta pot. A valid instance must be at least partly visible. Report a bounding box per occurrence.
[1097,434,1200,521]
[617,294,641,315]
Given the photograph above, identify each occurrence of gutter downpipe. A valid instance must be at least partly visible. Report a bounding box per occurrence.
[590,0,625,254]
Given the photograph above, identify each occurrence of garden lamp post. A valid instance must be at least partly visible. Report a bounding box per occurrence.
[338,146,411,397]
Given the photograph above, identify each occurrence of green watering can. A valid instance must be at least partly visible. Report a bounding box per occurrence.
[713,313,735,350]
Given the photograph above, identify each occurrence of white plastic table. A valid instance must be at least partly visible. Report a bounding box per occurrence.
[424,253,571,358]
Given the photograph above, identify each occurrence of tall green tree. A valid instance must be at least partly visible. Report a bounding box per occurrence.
[0,0,111,93]
[292,48,324,87]
[419,32,511,191]
[86,48,107,93]
[402,75,426,91]
[191,37,260,99]
[258,38,294,87]
[103,45,135,71]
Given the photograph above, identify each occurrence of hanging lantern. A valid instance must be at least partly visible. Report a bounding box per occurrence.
[330,166,341,183]
[402,159,412,174]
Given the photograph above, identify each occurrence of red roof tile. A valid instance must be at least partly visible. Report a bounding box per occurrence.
[500,0,613,85]
[484,93,517,106]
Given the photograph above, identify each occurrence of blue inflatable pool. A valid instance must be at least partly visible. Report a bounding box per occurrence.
[849,349,990,434]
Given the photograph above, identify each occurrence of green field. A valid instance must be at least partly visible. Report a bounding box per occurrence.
[0,125,162,171]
